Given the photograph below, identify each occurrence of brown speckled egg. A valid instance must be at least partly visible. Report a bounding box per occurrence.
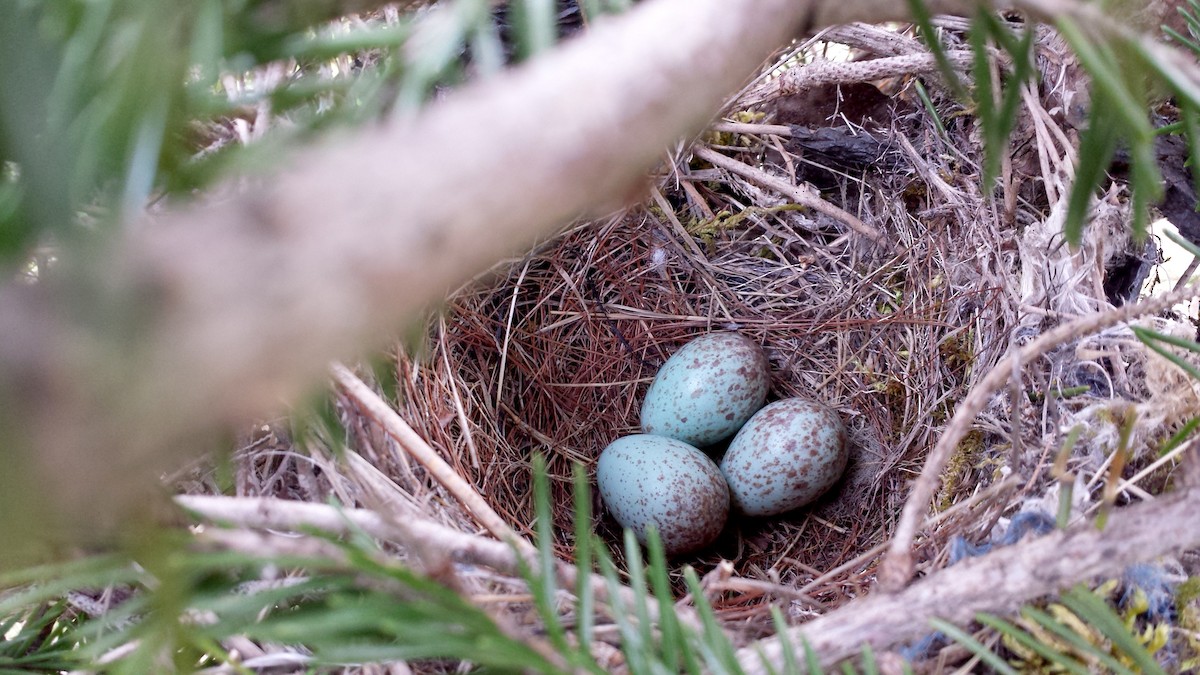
[719,398,847,516]
[596,434,729,555]
[640,332,770,447]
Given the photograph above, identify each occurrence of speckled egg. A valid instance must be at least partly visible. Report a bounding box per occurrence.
[596,434,729,555]
[719,398,847,517]
[640,332,770,447]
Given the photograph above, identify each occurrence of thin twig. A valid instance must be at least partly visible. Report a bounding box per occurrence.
[692,145,890,248]
[878,282,1200,591]
[331,363,530,551]
[175,494,704,632]
[743,50,978,105]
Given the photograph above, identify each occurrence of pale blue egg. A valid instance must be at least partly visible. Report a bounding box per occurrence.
[596,434,729,555]
[640,332,769,447]
[720,398,847,516]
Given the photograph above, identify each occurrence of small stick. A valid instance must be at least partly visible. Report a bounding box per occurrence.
[175,494,704,633]
[330,363,530,552]
[878,283,1200,591]
[692,145,890,248]
[742,50,978,105]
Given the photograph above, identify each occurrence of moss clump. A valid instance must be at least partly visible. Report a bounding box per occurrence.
[936,430,986,511]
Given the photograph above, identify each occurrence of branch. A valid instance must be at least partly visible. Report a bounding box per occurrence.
[738,486,1200,672]
[877,282,1200,590]
[174,494,703,632]
[0,0,975,540]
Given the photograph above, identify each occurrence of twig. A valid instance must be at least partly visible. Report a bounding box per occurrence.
[738,485,1200,673]
[795,475,1021,597]
[711,122,794,137]
[175,494,703,632]
[743,51,978,105]
[330,363,529,551]
[878,283,1200,591]
[692,145,890,248]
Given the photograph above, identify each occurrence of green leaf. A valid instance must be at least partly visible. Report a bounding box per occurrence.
[972,11,1037,189]
[1158,415,1200,456]
[598,544,652,675]
[572,464,596,655]
[768,606,802,675]
[1061,585,1166,675]
[975,613,1089,674]
[1058,20,1152,137]
[929,616,1018,675]
[683,567,742,674]
[800,634,822,675]
[1132,325,1200,382]
[1020,605,1137,675]
[1064,103,1120,246]
[529,455,571,658]
[397,0,489,109]
[906,0,967,100]
[513,0,557,60]
[858,642,880,675]
[1165,224,1200,261]
[913,80,949,141]
[645,529,692,673]
[623,529,659,670]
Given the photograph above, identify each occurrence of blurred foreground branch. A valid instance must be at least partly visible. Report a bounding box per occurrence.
[0,0,974,552]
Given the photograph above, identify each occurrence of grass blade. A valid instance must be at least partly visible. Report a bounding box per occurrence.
[683,567,742,674]
[1165,224,1200,261]
[572,464,596,655]
[928,617,1018,675]
[644,529,692,673]
[530,455,571,657]
[623,529,658,669]
[1061,585,1166,675]
[1021,605,1137,675]
[906,0,967,99]
[1132,326,1200,382]
[768,606,801,675]
[975,613,1089,674]
[597,544,652,675]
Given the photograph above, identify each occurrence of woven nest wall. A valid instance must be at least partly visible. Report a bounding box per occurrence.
[385,23,1026,623]
[213,18,1200,657]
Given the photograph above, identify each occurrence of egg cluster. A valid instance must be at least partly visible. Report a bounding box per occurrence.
[596,332,848,555]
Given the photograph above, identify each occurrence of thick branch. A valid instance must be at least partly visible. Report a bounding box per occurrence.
[738,486,1200,672]
[0,0,973,541]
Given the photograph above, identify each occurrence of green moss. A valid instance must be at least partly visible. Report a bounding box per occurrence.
[938,329,976,375]
[684,204,808,238]
[1177,576,1200,607]
[936,430,986,511]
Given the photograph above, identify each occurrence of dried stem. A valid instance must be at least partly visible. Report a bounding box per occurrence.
[879,282,1200,591]
[331,363,530,550]
[175,494,703,632]
[692,145,889,247]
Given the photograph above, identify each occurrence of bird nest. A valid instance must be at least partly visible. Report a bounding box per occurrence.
[210,19,1200,662]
